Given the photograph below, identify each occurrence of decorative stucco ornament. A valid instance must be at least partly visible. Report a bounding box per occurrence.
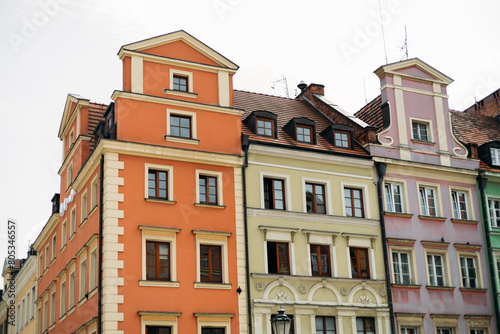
[278,277,284,286]
[340,287,348,296]
[256,282,264,291]
[275,291,290,301]
[299,285,307,294]
[379,288,387,297]
[358,295,371,304]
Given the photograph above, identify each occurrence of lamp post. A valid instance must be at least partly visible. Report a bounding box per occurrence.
[271,308,291,334]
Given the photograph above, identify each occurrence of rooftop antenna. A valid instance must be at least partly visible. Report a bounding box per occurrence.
[271,75,290,98]
[378,0,388,64]
[363,76,368,104]
[400,26,409,61]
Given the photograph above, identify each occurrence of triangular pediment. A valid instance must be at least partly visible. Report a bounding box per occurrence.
[58,93,89,139]
[374,58,453,85]
[118,30,238,70]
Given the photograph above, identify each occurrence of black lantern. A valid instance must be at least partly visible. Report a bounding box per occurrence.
[271,308,291,334]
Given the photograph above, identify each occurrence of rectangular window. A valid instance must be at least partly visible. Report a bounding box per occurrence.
[412,121,429,141]
[316,316,336,334]
[306,183,326,214]
[42,300,47,332]
[267,241,290,274]
[297,124,313,143]
[401,327,418,334]
[345,187,364,218]
[173,75,188,92]
[470,330,485,334]
[50,291,55,325]
[61,220,67,248]
[489,199,500,227]
[202,328,225,334]
[451,190,468,219]
[356,317,376,334]
[460,257,477,288]
[91,178,98,208]
[21,299,24,329]
[68,164,73,186]
[199,175,218,204]
[427,254,445,286]
[89,249,97,290]
[491,148,500,166]
[350,247,370,278]
[146,241,170,281]
[36,307,41,334]
[51,234,57,261]
[393,251,411,285]
[437,329,453,334]
[148,169,168,200]
[45,245,49,269]
[80,259,87,300]
[170,114,191,138]
[200,244,222,283]
[70,208,76,236]
[264,178,285,210]
[81,192,88,221]
[385,182,403,213]
[31,286,35,319]
[25,293,29,324]
[419,186,437,216]
[335,131,350,148]
[310,244,331,276]
[146,326,172,334]
[69,272,75,308]
[256,117,274,137]
[60,281,66,315]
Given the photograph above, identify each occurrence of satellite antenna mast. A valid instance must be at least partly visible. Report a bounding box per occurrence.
[271,76,290,98]
[363,76,368,104]
[401,26,409,61]
[378,0,388,64]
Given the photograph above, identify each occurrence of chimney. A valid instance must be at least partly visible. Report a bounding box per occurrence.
[309,83,325,96]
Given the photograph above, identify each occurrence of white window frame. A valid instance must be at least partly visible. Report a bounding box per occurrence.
[260,226,297,276]
[302,230,337,277]
[423,248,450,287]
[81,189,88,223]
[89,246,98,292]
[488,197,500,228]
[68,268,76,311]
[140,225,180,287]
[31,285,35,320]
[144,163,174,201]
[340,182,371,219]
[20,298,24,330]
[67,162,74,187]
[259,172,292,211]
[417,182,441,217]
[391,250,413,285]
[60,278,66,317]
[196,314,232,334]
[344,233,376,279]
[49,289,56,326]
[79,256,87,302]
[301,177,332,215]
[140,312,180,334]
[384,178,408,214]
[450,187,473,220]
[193,230,231,289]
[491,147,500,166]
[70,206,76,237]
[169,68,194,92]
[432,315,458,334]
[25,292,30,325]
[410,117,433,142]
[42,297,48,332]
[61,219,67,249]
[45,244,50,269]
[457,249,483,289]
[195,169,224,206]
[51,234,57,261]
[90,175,98,210]
[166,108,198,144]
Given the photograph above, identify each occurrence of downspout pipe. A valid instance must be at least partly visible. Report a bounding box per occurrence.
[375,162,396,334]
[241,134,253,334]
[98,154,104,334]
[478,174,500,331]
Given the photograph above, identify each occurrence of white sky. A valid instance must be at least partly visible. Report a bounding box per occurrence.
[1,0,499,286]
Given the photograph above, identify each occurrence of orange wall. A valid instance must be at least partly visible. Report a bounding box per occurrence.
[117,153,239,333]
[143,40,220,67]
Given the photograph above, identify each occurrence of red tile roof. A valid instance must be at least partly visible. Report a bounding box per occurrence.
[354,95,383,131]
[233,90,369,157]
[88,102,107,150]
[451,111,500,146]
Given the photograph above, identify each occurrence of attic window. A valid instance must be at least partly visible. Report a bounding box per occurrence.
[297,124,313,143]
[257,117,275,138]
[491,148,500,166]
[173,75,188,92]
[412,121,429,142]
[335,130,351,148]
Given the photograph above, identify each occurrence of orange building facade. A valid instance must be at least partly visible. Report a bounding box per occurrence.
[33,31,247,334]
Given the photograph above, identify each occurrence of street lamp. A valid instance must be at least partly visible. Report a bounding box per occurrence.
[271,308,291,334]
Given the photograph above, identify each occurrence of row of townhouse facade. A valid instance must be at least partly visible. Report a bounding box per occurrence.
[1,30,500,334]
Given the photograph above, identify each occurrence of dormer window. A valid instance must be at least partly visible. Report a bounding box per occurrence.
[297,124,313,144]
[491,148,500,166]
[412,121,429,142]
[335,130,351,148]
[257,117,274,137]
[173,75,188,92]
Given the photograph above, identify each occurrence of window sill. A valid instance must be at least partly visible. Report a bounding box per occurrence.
[145,198,177,205]
[418,215,446,222]
[194,203,226,209]
[451,218,479,225]
[163,88,198,98]
[60,244,67,254]
[426,285,455,291]
[43,267,49,275]
[459,287,487,292]
[50,258,56,265]
[89,205,98,217]
[411,139,435,145]
[384,211,413,218]
[59,313,66,323]
[49,323,56,331]
[194,282,232,289]
[88,286,98,299]
[391,284,421,289]
[164,135,199,145]
[78,295,88,307]
[68,233,76,242]
[67,306,76,316]
[79,217,88,228]
[139,280,179,288]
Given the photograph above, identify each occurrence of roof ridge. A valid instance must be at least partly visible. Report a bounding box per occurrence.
[234,89,294,101]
